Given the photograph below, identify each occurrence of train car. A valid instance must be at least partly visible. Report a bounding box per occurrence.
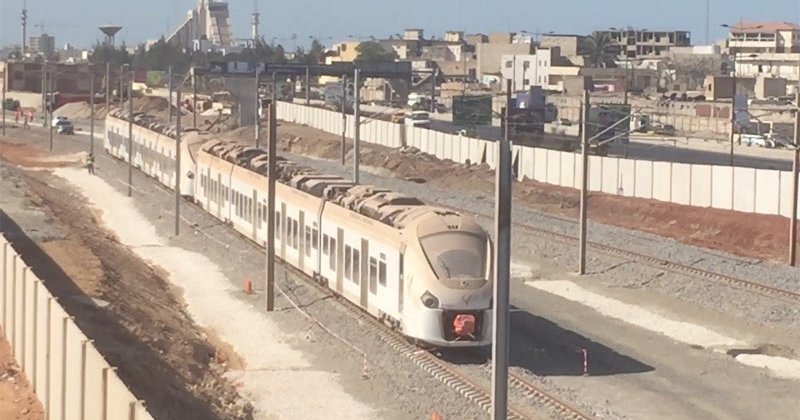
[105,112,494,347]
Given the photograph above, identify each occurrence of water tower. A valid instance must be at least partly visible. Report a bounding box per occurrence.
[99,25,122,47]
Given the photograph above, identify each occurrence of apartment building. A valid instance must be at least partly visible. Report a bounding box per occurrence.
[594,28,691,59]
[726,21,800,54]
[500,48,560,91]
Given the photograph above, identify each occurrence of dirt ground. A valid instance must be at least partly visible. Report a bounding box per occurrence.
[235,122,797,263]
[0,144,252,419]
[0,335,43,420]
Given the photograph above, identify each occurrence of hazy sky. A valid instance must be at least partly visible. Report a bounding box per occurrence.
[2,0,799,50]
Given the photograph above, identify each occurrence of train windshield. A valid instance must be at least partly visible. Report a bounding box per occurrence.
[420,232,487,280]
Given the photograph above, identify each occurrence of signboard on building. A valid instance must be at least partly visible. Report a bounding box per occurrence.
[453,94,493,126]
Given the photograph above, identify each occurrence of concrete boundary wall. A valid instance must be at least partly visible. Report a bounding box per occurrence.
[0,236,155,420]
[277,102,800,219]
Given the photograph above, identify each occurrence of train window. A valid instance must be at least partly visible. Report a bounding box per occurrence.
[276,212,281,239]
[420,233,487,280]
[257,205,262,228]
[344,246,352,280]
[292,220,299,249]
[369,257,378,294]
[353,249,361,285]
[379,253,387,287]
[322,234,329,255]
[304,226,311,257]
[329,238,336,271]
[312,229,318,251]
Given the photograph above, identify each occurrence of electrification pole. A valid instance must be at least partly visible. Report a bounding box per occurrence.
[353,68,361,184]
[90,70,95,154]
[168,66,173,125]
[730,52,737,166]
[578,89,590,275]
[341,74,347,165]
[790,89,799,266]
[47,70,53,151]
[2,70,6,137]
[491,79,513,420]
[105,62,111,113]
[266,100,277,311]
[305,66,311,104]
[192,68,198,128]
[255,69,260,148]
[126,65,133,197]
[175,87,182,236]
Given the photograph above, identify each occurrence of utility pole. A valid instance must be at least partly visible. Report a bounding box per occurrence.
[47,70,53,151]
[89,70,95,154]
[2,70,6,137]
[266,99,277,311]
[790,85,800,266]
[119,64,124,109]
[341,74,347,166]
[168,66,173,124]
[578,90,590,275]
[255,69,260,148]
[105,62,110,113]
[353,68,361,184]
[730,52,737,166]
[430,69,437,113]
[126,65,133,197]
[175,87,182,236]
[192,68,198,128]
[491,78,513,420]
[305,66,311,104]
[41,62,47,126]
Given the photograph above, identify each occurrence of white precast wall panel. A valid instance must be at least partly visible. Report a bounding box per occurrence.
[48,303,68,420]
[652,162,672,202]
[469,138,484,165]
[754,169,781,215]
[690,165,713,207]
[84,346,106,418]
[546,150,561,185]
[733,167,757,213]
[618,159,636,197]
[521,146,535,180]
[712,166,734,210]
[779,171,796,217]
[671,163,692,205]
[601,157,619,194]
[589,156,603,192]
[560,152,576,188]
[65,322,88,420]
[534,149,548,182]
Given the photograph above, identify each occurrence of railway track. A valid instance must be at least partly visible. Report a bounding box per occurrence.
[447,205,800,304]
[277,264,592,420]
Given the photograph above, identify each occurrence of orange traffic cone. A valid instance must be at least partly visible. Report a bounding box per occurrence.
[244,279,254,295]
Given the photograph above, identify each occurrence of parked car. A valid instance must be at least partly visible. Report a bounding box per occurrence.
[653,124,676,136]
[405,111,431,129]
[55,119,74,134]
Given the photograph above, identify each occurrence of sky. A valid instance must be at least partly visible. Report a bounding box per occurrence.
[2,0,800,50]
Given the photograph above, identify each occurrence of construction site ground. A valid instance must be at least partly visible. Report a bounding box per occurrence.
[0,334,42,420]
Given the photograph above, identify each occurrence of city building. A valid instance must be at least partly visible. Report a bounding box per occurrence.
[167,0,233,51]
[594,28,691,59]
[726,21,800,54]
[500,48,565,91]
[475,40,533,80]
[28,33,55,56]
[539,34,587,59]
[734,53,800,84]
[1,60,104,96]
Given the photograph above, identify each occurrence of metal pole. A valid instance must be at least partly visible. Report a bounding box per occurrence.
[192,68,198,128]
[175,87,182,236]
[341,75,347,165]
[491,78,513,420]
[790,93,800,266]
[354,68,361,184]
[430,69,437,113]
[2,70,6,137]
[167,66,173,125]
[255,69,260,148]
[266,100,277,311]
[105,62,110,113]
[127,67,133,197]
[119,64,124,109]
[89,70,95,154]
[578,89,590,275]
[41,62,47,125]
[305,66,311,104]
[48,71,53,151]
[730,53,737,166]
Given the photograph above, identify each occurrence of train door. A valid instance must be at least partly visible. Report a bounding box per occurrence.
[280,203,287,260]
[336,228,344,294]
[252,189,258,240]
[216,173,222,217]
[205,167,211,212]
[360,239,369,308]
[398,252,405,315]
[298,211,305,271]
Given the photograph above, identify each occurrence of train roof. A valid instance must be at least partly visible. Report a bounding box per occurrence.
[199,140,463,230]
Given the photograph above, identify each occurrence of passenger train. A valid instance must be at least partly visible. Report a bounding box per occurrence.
[104,110,493,347]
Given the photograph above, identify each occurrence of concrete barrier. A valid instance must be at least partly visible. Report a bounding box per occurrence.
[0,236,155,420]
[276,102,800,220]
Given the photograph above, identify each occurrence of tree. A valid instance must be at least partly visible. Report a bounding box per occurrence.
[89,42,131,67]
[355,41,396,62]
[583,33,617,68]
[131,37,192,72]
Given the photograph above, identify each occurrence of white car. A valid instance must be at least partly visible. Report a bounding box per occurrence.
[51,116,69,127]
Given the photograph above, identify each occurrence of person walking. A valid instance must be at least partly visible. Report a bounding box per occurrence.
[86,153,95,175]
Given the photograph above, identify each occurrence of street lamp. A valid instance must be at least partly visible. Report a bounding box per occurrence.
[721,23,762,166]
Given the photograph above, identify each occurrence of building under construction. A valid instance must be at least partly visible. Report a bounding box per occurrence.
[167,0,234,51]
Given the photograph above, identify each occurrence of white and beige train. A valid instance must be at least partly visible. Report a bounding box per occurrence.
[104,110,493,347]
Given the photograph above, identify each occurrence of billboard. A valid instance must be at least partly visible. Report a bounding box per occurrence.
[453,94,493,126]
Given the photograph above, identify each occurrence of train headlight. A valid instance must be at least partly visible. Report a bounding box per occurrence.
[420,291,439,309]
